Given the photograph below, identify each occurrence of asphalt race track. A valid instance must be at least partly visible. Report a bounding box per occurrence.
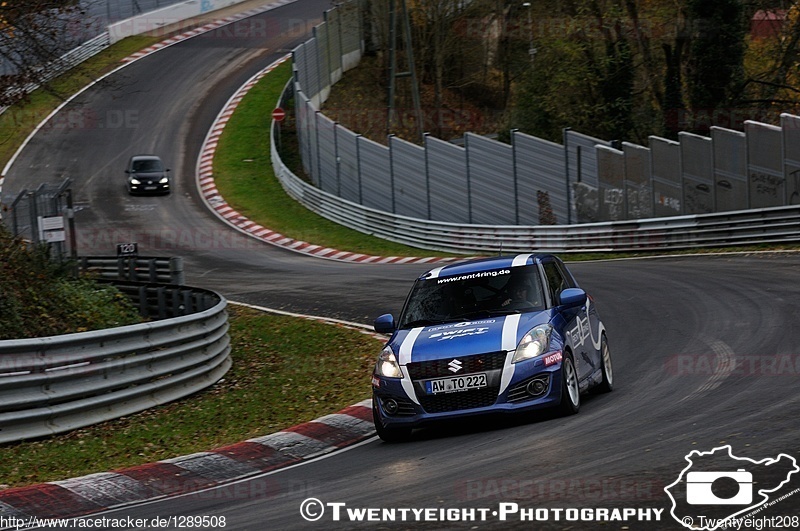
[3,1,800,529]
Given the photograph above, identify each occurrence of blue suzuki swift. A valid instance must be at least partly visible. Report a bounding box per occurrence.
[371,254,613,442]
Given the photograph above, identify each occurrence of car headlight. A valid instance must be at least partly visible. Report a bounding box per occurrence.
[512,324,553,363]
[159,177,169,184]
[130,178,141,185]
[375,346,403,378]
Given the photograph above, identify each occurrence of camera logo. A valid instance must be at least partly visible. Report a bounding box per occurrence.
[686,469,752,505]
[664,445,799,531]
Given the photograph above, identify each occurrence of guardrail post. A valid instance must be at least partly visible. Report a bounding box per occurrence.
[171,289,181,316]
[157,287,166,319]
[137,285,148,317]
[183,291,194,313]
[148,259,157,282]
[170,256,184,285]
[117,256,125,280]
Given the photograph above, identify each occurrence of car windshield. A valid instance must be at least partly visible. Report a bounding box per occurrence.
[398,265,545,329]
[132,159,163,172]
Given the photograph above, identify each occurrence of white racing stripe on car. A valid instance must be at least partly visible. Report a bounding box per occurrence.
[400,366,420,405]
[586,297,604,350]
[425,266,446,279]
[512,254,533,267]
[499,314,522,394]
[398,327,423,365]
[398,328,424,404]
[501,314,521,351]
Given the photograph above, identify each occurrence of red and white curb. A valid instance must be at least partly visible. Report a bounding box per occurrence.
[0,401,374,519]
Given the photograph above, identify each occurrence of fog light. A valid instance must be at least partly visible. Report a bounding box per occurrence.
[527,379,547,397]
[383,398,399,415]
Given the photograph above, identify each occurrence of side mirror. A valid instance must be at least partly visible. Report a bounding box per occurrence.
[374,314,396,334]
[124,170,130,173]
[559,288,587,308]
[166,168,171,172]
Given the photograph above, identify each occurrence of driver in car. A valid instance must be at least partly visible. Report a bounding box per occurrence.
[500,277,535,309]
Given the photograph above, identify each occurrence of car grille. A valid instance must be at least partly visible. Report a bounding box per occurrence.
[418,387,499,413]
[407,351,507,380]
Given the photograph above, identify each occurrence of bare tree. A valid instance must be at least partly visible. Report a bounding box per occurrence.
[0,0,85,107]
[739,2,800,117]
[408,0,474,136]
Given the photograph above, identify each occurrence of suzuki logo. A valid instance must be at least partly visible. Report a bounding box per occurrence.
[448,359,463,373]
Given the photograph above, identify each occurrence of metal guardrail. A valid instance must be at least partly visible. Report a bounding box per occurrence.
[0,281,230,444]
[80,256,185,285]
[272,110,800,254]
[110,280,219,318]
[0,34,111,115]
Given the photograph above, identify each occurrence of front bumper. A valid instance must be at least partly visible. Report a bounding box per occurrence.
[373,355,565,429]
[128,181,170,194]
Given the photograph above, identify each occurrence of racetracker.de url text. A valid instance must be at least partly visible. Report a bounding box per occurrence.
[0,515,226,529]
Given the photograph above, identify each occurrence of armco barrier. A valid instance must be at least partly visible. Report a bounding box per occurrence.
[80,256,185,285]
[110,280,220,318]
[0,281,230,444]
[271,106,800,254]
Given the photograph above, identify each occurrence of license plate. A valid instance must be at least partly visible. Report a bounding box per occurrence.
[425,373,487,394]
[144,186,157,190]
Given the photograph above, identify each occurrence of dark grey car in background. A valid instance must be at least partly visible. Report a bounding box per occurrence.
[125,155,171,195]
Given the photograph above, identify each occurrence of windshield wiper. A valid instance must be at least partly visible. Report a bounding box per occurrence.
[457,310,493,320]
[455,309,523,320]
[487,309,524,315]
[401,318,450,329]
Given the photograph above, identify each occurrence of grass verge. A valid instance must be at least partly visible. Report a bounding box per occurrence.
[0,305,381,489]
[210,61,454,257]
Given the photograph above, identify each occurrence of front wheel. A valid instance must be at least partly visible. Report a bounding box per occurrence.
[596,335,613,393]
[557,354,580,416]
[373,400,412,443]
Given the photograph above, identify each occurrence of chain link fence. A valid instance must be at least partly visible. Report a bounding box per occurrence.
[4,179,75,259]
